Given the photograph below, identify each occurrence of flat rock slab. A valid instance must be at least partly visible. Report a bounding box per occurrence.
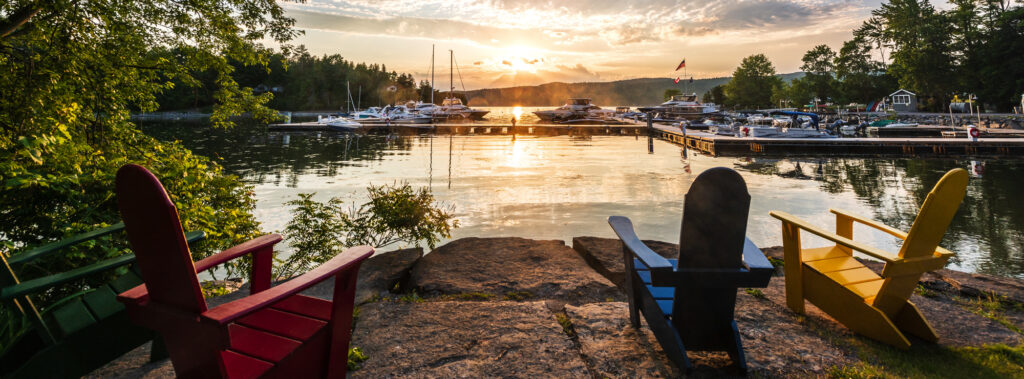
[301,247,423,304]
[349,301,591,378]
[565,295,854,378]
[571,237,679,288]
[564,303,681,378]
[734,284,855,376]
[911,294,1022,347]
[410,237,623,307]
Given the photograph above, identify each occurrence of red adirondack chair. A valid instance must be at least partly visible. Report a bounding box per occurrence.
[114,164,373,378]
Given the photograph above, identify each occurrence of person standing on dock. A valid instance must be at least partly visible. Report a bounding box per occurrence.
[511,116,517,128]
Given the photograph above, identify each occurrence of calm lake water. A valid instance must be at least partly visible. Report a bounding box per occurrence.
[143,110,1024,278]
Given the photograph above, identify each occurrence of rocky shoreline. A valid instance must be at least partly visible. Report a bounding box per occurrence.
[90,237,1024,378]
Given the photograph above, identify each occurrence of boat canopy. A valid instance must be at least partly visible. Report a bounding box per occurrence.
[569,98,592,106]
[770,110,820,130]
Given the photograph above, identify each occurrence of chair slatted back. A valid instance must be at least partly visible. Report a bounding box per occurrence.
[673,167,750,349]
[678,167,750,269]
[896,168,969,259]
[875,168,968,314]
[115,165,206,314]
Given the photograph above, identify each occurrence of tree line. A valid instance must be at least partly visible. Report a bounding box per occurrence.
[156,45,452,112]
[708,0,1024,112]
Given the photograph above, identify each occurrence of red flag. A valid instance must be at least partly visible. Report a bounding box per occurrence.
[675,59,686,71]
[674,77,681,84]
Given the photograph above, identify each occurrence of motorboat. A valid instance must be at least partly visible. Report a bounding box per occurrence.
[431,97,489,121]
[743,126,833,138]
[351,107,384,121]
[637,94,720,121]
[317,115,361,131]
[739,111,834,138]
[384,106,433,124]
[533,98,615,122]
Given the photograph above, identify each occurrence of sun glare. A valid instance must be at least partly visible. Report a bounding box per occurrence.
[513,106,523,120]
[498,45,543,74]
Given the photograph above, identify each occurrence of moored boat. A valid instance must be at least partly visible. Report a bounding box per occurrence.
[638,93,720,122]
[317,115,362,131]
[534,98,614,122]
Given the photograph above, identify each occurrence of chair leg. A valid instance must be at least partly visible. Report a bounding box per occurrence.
[651,323,691,373]
[726,320,748,372]
[149,333,169,362]
[623,246,641,329]
[781,222,805,314]
[893,301,939,343]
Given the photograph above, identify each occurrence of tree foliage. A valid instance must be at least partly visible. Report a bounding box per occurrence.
[0,0,295,279]
[663,89,682,101]
[277,184,458,279]
[851,0,1024,110]
[724,54,782,109]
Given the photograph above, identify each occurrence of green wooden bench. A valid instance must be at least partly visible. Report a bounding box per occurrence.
[0,222,205,378]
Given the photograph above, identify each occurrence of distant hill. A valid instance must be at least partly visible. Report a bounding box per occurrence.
[464,73,805,106]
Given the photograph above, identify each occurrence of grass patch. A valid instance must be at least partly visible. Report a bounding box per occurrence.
[555,313,576,338]
[347,346,368,370]
[954,293,1024,335]
[441,292,496,301]
[829,342,1024,378]
[744,288,766,299]
[914,285,939,298]
[768,257,785,268]
[503,291,533,301]
[793,298,1024,378]
[397,290,425,303]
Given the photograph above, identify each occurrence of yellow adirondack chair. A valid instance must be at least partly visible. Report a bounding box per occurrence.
[769,168,968,348]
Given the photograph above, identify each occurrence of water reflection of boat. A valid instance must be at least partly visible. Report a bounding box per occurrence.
[534,98,614,122]
[637,93,720,121]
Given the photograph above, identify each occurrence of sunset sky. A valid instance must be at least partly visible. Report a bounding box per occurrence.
[275,0,885,90]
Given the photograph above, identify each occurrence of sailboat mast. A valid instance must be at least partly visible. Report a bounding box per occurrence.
[431,45,435,104]
[449,50,454,97]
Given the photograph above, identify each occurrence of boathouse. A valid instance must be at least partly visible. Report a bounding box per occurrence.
[889,89,918,112]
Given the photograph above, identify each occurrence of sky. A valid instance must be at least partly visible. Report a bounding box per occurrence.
[274,0,883,90]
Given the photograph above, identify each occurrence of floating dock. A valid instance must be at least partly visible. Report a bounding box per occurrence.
[651,124,1024,157]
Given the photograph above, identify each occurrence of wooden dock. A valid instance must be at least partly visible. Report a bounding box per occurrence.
[651,124,1024,157]
[268,121,649,135]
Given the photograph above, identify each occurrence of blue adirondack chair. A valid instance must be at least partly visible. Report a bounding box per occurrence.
[608,167,774,371]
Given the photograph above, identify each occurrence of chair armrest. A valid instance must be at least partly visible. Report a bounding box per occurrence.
[608,216,672,270]
[665,239,773,288]
[7,222,126,266]
[770,211,901,263]
[200,245,374,326]
[665,267,772,287]
[193,234,282,273]
[742,238,773,272]
[830,208,908,240]
[2,254,136,300]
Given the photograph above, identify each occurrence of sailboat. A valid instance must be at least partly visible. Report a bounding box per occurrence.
[431,50,489,121]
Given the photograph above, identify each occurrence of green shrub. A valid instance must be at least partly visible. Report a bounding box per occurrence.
[276,184,457,278]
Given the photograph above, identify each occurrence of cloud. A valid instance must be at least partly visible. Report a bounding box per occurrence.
[278,0,873,89]
[285,0,864,48]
